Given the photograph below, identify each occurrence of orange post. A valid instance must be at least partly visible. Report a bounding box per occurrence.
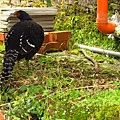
[96,0,116,34]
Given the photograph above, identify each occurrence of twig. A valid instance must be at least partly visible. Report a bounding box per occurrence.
[69,84,116,104]
[79,49,99,73]
[0,84,116,108]
[74,84,115,90]
[69,91,97,105]
[0,102,14,107]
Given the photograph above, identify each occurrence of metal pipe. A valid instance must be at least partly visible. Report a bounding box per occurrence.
[78,44,120,57]
[96,0,116,34]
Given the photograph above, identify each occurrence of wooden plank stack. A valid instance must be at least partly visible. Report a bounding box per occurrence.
[38,31,72,54]
[0,7,57,32]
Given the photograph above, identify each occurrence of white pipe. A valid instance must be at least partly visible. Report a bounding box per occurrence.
[78,44,120,57]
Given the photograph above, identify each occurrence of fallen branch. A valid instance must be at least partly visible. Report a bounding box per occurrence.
[74,84,115,90]
[79,49,99,73]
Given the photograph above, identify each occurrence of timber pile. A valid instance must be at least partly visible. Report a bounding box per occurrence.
[0,7,57,32]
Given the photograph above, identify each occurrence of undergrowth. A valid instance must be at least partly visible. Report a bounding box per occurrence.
[54,1,120,51]
[0,52,120,119]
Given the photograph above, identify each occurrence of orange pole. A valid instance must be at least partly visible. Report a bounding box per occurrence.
[96,0,116,34]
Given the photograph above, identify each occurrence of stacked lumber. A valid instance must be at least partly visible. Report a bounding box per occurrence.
[0,7,57,32]
[38,31,72,54]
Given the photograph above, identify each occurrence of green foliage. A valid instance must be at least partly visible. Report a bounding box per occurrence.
[1,85,45,119]
[54,2,120,51]
[1,0,51,7]
[0,54,120,119]
[0,45,5,51]
[48,89,120,120]
[108,0,120,16]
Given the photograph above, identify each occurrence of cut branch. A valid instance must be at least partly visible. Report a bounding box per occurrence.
[79,49,99,73]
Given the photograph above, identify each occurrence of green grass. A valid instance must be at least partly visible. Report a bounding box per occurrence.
[0,45,5,51]
[0,49,120,119]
